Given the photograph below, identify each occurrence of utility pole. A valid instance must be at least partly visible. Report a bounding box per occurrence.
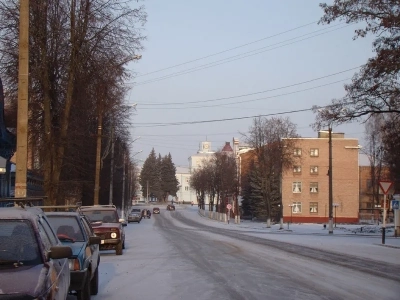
[94,103,103,205]
[15,0,29,198]
[121,152,126,219]
[146,180,149,203]
[328,125,334,234]
[109,122,115,205]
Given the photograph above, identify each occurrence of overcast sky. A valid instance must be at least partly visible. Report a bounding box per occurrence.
[126,0,374,166]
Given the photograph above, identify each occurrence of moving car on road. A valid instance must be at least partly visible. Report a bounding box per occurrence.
[47,211,101,300]
[128,208,142,223]
[79,205,126,255]
[0,202,72,300]
[153,207,160,214]
[166,205,175,211]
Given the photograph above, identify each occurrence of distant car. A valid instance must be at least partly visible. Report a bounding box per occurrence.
[47,211,101,298]
[128,208,142,223]
[166,205,175,211]
[0,204,72,299]
[79,205,126,255]
[153,207,160,214]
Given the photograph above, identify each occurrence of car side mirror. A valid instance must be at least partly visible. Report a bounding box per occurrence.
[89,236,101,245]
[49,246,72,259]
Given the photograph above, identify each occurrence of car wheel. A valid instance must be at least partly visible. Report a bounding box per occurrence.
[116,241,123,255]
[77,271,91,300]
[90,267,99,295]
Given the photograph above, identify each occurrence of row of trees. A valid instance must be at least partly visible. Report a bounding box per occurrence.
[139,149,179,202]
[0,1,146,205]
[190,151,238,212]
[190,117,298,227]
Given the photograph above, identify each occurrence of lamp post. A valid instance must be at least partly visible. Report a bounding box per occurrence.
[328,125,334,234]
[333,203,339,228]
[121,149,142,219]
[288,204,294,229]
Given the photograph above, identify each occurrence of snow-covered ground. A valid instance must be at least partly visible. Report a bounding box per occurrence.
[185,206,400,265]
[69,204,400,300]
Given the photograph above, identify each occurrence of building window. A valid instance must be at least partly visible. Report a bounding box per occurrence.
[293,148,302,156]
[310,148,319,157]
[185,186,189,191]
[292,202,302,213]
[310,202,318,213]
[292,182,302,193]
[366,179,373,189]
[310,166,319,174]
[310,182,318,193]
[186,178,189,183]
[293,166,301,173]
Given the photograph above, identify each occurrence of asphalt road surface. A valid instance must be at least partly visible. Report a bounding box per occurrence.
[81,206,400,300]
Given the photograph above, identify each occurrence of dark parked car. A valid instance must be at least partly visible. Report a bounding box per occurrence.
[153,207,160,214]
[128,208,142,223]
[47,211,101,300]
[0,204,72,300]
[166,205,175,211]
[79,205,126,255]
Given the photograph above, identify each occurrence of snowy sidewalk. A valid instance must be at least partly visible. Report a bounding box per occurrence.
[179,206,400,265]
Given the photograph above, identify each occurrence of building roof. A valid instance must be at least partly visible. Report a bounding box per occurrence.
[221,142,233,152]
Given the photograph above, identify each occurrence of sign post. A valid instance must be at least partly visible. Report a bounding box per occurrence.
[392,196,400,237]
[226,204,232,224]
[379,181,393,245]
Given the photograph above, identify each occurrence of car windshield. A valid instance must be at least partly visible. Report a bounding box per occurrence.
[82,210,118,223]
[131,209,141,213]
[47,216,85,242]
[0,220,42,265]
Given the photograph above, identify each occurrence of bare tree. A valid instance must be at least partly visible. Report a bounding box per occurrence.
[363,115,386,207]
[243,116,298,227]
[313,0,400,127]
[381,114,400,190]
[0,0,146,204]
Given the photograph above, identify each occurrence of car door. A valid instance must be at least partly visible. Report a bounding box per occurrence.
[81,216,100,272]
[38,216,70,300]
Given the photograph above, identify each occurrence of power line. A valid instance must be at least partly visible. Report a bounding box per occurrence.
[134,66,358,106]
[135,21,317,77]
[131,24,349,86]
[136,77,352,110]
[133,107,318,128]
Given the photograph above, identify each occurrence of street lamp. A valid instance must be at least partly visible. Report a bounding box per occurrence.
[288,204,294,229]
[333,203,340,228]
[121,149,142,219]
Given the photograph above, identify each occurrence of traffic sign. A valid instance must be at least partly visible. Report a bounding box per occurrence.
[226,204,232,210]
[392,200,400,210]
[379,181,394,195]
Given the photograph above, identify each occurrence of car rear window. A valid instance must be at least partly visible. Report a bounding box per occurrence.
[47,216,85,242]
[82,210,118,223]
[0,220,42,265]
[131,209,141,213]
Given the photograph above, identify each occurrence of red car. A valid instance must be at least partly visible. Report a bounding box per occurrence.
[79,205,126,255]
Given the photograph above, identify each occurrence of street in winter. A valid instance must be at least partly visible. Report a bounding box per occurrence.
[89,205,400,300]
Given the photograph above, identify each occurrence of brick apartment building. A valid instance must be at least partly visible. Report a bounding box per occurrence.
[282,131,360,223]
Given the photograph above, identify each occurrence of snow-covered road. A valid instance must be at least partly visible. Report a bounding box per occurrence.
[86,206,399,300]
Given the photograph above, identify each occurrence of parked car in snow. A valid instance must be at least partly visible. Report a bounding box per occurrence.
[0,203,72,300]
[47,210,101,299]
